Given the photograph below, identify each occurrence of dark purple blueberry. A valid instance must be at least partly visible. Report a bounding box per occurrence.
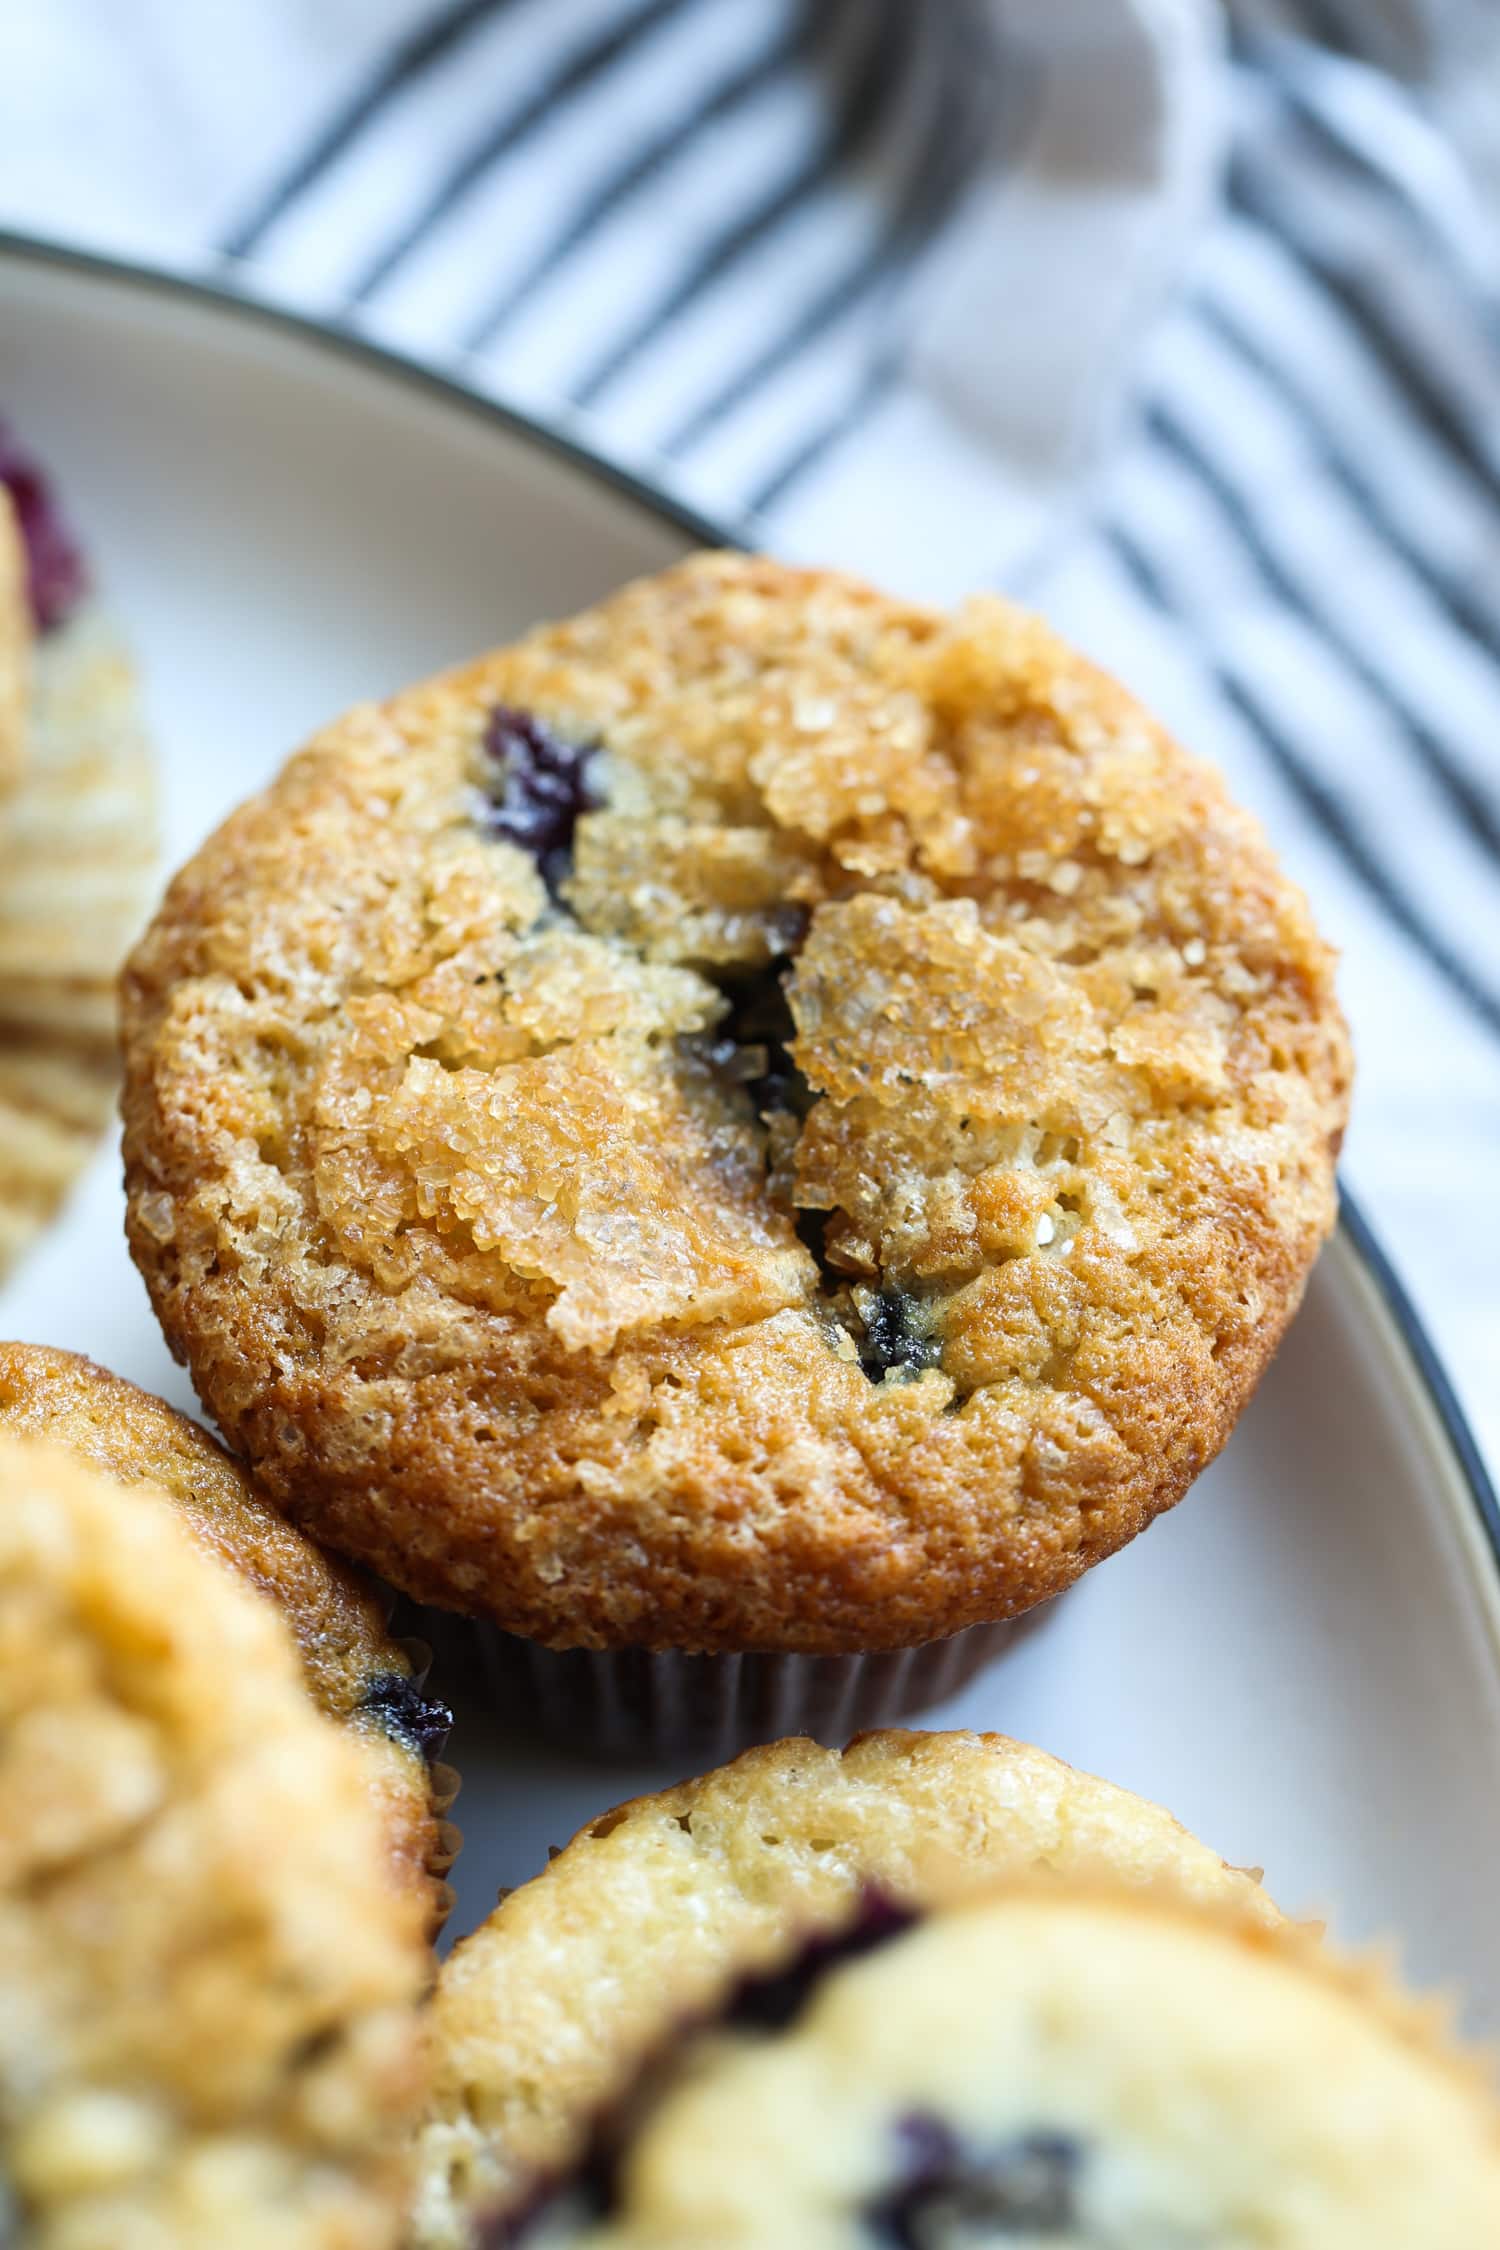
[479,705,600,896]
[0,421,89,634]
[356,1671,453,1763]
[481,1892,917,2244]
[865,2120,1083,2243]
[708,955,813,1123]
[795,1204,839,1284]
[725,1892,917,2033]
[481,2168,613,2246]
[859,1289,940,1381]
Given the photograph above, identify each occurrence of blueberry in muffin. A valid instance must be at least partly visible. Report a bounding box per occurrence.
[411,1729,1280,2243]
[485,1887,1500,2248]
[120,554,1349,1731]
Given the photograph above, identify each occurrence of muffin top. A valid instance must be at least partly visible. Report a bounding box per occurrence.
[121,553,1349,1650]
[489,1887,1500,2249]
[412,1729,1279,2244]
[0,1430,426,2249]
[0,1342,455,1926]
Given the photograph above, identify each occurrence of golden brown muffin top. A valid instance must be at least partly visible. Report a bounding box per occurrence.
[0,1431,427,2249]
[0,1343,455,1925]
[121,555,1349,1649]
[412,1728,1281,2244]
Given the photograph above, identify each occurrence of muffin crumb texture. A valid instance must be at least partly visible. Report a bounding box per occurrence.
[410,1729,1280,2243]
[0,1432,426,2249]
[121,554,1350,1648]
[0,1341,458,1925]
[490,1889,1500,2249]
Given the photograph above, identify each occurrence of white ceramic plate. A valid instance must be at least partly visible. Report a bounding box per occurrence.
[3,232,1498,2026]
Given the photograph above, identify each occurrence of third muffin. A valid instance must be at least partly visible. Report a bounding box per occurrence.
[120,554,1350,1754]
[0,1432,426,2248]
[0,1341,457,1928]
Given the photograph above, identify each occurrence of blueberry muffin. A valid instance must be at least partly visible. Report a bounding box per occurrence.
[121,555,1349,1745]
[485,1887,1500,2248]
[413,1730,1281,2242]
[0,1341,457,1928]
[0,1430,427,2248]
[0,422,158,1275]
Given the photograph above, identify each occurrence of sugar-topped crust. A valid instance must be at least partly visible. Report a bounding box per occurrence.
[0,1343,457,1925]
[411,1729,1281,2244]
[0,1432,426,2248]
[121,554,1350,1649]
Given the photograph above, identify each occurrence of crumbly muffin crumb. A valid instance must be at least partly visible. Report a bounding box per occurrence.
[492,1889,1500,2249]
[0,1342,456,1925]
[411,1729,1279,2244]
[0,1432,426,2248]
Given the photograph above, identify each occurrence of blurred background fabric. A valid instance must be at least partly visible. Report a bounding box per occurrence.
[2,0,1499,1469]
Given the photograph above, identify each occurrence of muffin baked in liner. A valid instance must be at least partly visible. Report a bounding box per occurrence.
[0,1341,460,1932]
[0,1430,428,2249]
[411,1728,1281,2243]
[481,1882,1500,2248]
[0,428,157,1278]
[460,1613,1034,1763]
[120,554,1349,1755]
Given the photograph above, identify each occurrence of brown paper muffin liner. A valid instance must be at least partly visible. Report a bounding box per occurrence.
[0,604,157,1279]
[436,1610,1057,1764]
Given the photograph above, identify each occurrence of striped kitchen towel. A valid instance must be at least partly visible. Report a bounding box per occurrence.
[1,0,1498,1467]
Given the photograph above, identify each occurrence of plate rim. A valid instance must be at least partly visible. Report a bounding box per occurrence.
[3,222,1495,1591]
[0,224,730,554]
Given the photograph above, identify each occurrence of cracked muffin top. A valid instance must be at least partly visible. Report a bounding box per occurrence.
[0,1431,427,2249]
[121,553,1350,1652]
[0,1342,456,1928]
[413,1728,1280,2245]
[484,1888,1500,2250]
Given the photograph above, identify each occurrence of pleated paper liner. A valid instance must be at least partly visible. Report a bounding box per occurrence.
[419,1604,1060,1765]
[0,602,157,1278]
[0,606,157,987]
[0,1032,118,1270]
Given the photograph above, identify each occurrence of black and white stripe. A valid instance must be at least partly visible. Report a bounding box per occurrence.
[201,0,1500,1436]
[212,1,998,486]
[208,0,1500,1005]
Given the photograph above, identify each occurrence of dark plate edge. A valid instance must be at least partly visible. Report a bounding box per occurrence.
[1337,1187,1500,1577]
[4,227,1495,1584]
[0,226,732,554]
